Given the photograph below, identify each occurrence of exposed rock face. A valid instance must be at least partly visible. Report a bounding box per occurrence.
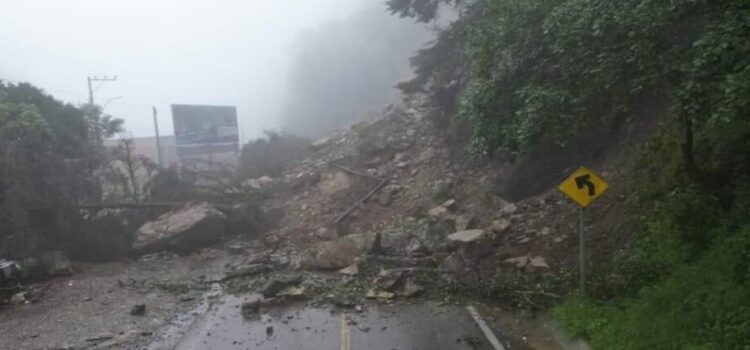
[132,203,226,254]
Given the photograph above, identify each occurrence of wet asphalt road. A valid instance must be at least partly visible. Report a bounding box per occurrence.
[152,294,500,350]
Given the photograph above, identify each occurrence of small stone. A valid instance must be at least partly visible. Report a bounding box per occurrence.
[499,203,518,216]
[528,256,549,268]
[428,206,449,217]
[447,230,486,243]
[401,279,425,298]
[377,185,402,206]
[241,294,263,317]
[130,304,146,316]
[440,199,457,209]
[504,255,549,269]
[10,292,26,305]
[540,227,551,236]
[504,256,530,268]
[366,289,395,300]
[393,153,406,163]
[489,219,511,233]
[339,263,359,276]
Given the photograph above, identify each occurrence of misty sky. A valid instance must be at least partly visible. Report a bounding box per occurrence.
[0,0,391,141]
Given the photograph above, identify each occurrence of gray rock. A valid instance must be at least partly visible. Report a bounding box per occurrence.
[339,263,359,276]
[447,230,486,243]
[489,219,511,233]
[366,289,395,300]
[438,252,464,273]
[277,286,314,301]
[241,294,263,318]
[377,185,402,206]
[427,205,449,218]
[133,203,226,254]
[375,269,408,292]
[499,203,519,216]
[300,233,376,270]
[401,279,425,298]
[431,180,452,201]
[262,276,303,297]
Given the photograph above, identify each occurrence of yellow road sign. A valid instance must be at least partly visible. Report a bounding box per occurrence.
[558,167,609,208]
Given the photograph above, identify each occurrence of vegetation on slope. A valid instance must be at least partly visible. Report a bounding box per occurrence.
[389,1,750,348]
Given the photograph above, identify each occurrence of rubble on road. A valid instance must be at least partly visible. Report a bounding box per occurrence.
[261,275,303,297]
[297,233,376,270]
[241,294,263,318]
[132,202,226,254]
[221,264,270,282]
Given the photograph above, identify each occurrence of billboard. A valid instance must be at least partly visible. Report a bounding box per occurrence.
[171,104,239,157]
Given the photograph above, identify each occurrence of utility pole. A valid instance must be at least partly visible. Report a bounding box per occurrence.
[153,107,163,168]
[86,75,117,142]
[87,75,118,105]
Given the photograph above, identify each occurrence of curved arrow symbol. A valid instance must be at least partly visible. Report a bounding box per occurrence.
[575,174,596,196]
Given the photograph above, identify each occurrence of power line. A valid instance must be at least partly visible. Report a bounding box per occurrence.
[86,75,117,105]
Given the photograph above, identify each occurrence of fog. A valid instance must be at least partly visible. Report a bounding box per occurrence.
[281,3,432,138]
[0,0,427,142]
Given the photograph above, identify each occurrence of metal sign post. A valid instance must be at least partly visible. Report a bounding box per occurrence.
[558,166,609,295]
[578,207,585,294]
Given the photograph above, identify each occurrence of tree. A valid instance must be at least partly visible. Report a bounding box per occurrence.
[0,81,125,257]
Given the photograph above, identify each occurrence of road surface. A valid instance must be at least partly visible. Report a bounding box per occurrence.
[150,293,506,350]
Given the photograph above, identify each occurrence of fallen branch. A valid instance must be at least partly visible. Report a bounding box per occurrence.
[334,178,389,224]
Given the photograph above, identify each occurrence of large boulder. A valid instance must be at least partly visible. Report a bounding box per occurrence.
[132,203,226,254]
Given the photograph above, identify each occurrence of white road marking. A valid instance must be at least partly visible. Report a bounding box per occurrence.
[467,305,507,350]
[340,313,351,350]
